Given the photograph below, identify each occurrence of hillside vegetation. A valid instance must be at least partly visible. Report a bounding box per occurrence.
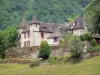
[0,56,100,75]
[0,0,91,29]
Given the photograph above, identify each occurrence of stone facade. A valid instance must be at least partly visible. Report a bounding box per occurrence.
[6,46,68,58]
[18,17,87,48]
[18,17,64,47]
[66,17,88,36]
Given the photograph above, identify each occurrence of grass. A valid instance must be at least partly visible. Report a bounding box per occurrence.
[0,56,100,75]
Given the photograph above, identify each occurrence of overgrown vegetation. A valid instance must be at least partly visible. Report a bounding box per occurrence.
[48,54,70,64]
[0,27,18,59]
[38,41,51,60]
[60,34,84,63]
[88,45,100,52]
[84,0,100,33]
[80,32,97,47]
[68,36,84,63]
[80,32,92,41]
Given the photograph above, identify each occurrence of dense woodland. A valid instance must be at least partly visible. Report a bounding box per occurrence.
[84,0,100,33]
[0,0,91,29]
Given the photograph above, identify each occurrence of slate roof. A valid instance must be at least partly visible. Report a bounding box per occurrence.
[19,17,30,32]
[47,27,62,39]
[20,17,27,28]
[66,17,84,30]
[29,17,40,25]
[19,17,64,38]
[39,23,53,33]
[19,17,85,38]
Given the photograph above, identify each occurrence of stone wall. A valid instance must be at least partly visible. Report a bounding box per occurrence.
[5,46,68,58]
[5,47,39,58]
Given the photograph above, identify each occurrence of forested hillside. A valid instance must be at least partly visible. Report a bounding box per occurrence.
[84,0,100,33]
[0,0,91,29]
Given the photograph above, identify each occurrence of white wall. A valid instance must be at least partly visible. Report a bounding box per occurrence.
[73,29,86,36]
[47,39,59,46]
[19,23,60,47]
[34,32,41,46]
[20,32,31,47]
[30,24,40,46]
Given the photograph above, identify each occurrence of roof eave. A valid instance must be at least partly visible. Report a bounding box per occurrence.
[29,22,40,25]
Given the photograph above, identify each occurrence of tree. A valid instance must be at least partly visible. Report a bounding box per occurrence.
[68,36,84,61]
[0,27,18,59]
[0,0,91,29]
[80,32,92,41]
[2,27,18,48]
[84,0,100,33]
[90,39,97,47]
[59,34,72,50]
[38,41,51,60]
[0,31,5,59]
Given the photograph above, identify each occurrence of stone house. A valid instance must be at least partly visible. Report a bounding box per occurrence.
[17,17,87,48]
[66,17,88,36]
[17,17,65,47]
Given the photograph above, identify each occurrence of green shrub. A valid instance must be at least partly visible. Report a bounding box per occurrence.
[69,36,84,57]
[80,35,85,41]
[88,45,100,52]
[38,41,51,60]
[68,36,84,62]
[90,39,97,47]
[48,56,69,64]
[80,32,92,41]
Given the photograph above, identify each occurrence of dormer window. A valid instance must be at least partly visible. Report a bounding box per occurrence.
[53,37,58,42]
[36,24,37,27]
[24,32,26,38]
[44,26,46,29]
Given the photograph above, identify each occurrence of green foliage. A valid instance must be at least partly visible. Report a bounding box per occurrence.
[0,31,5,59]
[90,39,97,47]
[0,27,18,59]
[2,27,18,48]
[59,34,72,49]
[80,32,97,47]
[60,34,84,62]
[84,0,100,33]
[88,45,100,52]
[0,0,91,29]
[38,41,51,60]
[80,32,92,41]
[48,55,70,64]
[68,36,84,61]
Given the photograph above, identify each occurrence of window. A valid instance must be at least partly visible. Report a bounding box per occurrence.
[36,24,37,27]
[41,32,44,38]
[27,41,30,47]
[43,26,46,29]
[24,42,26,47]
[53,37,58,42]
[27,32,30,38]
[24,33,26,38]
[19,42,21,47]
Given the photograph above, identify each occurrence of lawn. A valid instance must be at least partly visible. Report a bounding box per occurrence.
[0,56,100,75]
